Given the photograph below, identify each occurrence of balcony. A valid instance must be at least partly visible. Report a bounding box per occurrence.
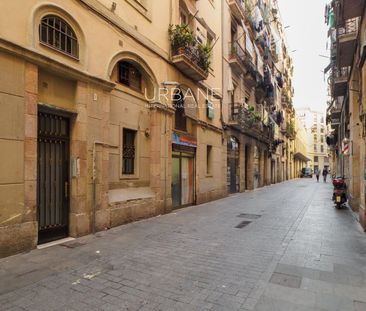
[228,42,246,75]
[228,103,272,142]
[285,122,296,140]
[331,66,349,97]
[169,24,210,81]
[171,45,209,81]
[228,0,245,21]
[337,18,359,67]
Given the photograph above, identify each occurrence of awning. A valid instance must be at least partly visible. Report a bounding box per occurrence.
[324,62,334,74]
[180,86,198,120]
[294,152,311,162]
[242,20,255,58]
[227,67,234,93]
[196,17,216,40]
[180,0,197,16]
[255,45,264,76]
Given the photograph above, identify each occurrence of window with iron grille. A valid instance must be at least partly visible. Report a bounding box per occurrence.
[118,61,142,92]
[122,129,136,175]
[39,15,79,58]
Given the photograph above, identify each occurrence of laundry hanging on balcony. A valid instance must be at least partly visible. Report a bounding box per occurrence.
[270,26,282,61]
[253,5,264,33]
[254,45,264,77]
[324,4,334,28]
[242,20,255,59]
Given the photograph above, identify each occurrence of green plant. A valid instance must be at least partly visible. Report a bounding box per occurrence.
[198,42,212,72]
[168,24,194,51]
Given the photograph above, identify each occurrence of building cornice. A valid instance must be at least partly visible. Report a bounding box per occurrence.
[197,120,223,134]
[0,38,115,91]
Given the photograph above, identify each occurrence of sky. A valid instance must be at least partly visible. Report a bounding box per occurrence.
[277,0,330,113]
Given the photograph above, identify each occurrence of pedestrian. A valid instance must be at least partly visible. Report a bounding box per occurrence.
[322,168,328,183]
[315,169,320,182]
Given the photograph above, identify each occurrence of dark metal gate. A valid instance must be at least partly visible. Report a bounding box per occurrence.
[37,109,70,244]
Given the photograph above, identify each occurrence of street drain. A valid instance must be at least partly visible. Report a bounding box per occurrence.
[237,213,262,219]
[235,221,252,229]
[269,272,301,288]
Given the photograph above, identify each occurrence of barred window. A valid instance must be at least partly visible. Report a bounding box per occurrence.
[122,129,136,175]
[39,15,79,58]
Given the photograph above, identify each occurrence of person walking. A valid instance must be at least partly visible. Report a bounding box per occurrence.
[322,168,328,183]
[315,168,320,182]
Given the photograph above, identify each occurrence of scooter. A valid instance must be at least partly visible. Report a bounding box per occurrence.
[332,176,347,208]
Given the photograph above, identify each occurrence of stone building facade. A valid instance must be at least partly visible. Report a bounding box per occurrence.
[325,0,366,229]
[297,108,329,173]
[0,0,299,257]
[222,0,296,193]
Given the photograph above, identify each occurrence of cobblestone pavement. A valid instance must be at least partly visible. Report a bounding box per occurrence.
[1,179,366,311]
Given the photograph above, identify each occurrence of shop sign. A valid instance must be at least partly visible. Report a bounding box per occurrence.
[172,132,197,148]
[331,111,341,125]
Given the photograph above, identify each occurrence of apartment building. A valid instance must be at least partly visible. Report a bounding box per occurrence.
[297,108,329,172]
[0,0,299,257]
[325,0,366,229]
[222,0,296,192]
[0,0,226,257]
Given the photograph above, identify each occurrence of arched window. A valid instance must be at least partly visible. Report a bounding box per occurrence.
[39,15,79,58]
[118,61,142,92]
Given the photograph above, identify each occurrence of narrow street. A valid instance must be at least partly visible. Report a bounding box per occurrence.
[1,179,366,311]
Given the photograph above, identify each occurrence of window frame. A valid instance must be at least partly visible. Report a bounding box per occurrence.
[118,61,143,93]
[122,128,138,176]
[39,14,79,60]
[206,145,213,176]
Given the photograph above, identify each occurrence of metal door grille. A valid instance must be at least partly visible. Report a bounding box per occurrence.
[37,110,70,243]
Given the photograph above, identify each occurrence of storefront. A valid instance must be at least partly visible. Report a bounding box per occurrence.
[171,132,196,208]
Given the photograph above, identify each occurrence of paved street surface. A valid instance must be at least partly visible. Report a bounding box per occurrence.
[1,179,366,311]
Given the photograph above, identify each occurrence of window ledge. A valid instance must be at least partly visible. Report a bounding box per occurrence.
[120,175,139,180]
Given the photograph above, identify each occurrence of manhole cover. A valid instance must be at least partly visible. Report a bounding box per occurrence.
[354,300,366,311]
[235,221,252,229]
[60,242,85,249]
[237,213,262,219]
[269,272,301,288]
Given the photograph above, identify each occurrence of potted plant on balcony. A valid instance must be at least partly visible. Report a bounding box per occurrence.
[198,42,212,72]
[168,24,195,55]
[244,105,262,127]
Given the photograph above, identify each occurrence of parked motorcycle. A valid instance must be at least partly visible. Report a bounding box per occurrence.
[332,176,347,208]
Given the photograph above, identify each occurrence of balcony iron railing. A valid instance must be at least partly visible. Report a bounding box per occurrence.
[228,0,246,20]
[229,41,246,70]
[171,43,209,81]
[337,18,359,38]
[333,66,350,81]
